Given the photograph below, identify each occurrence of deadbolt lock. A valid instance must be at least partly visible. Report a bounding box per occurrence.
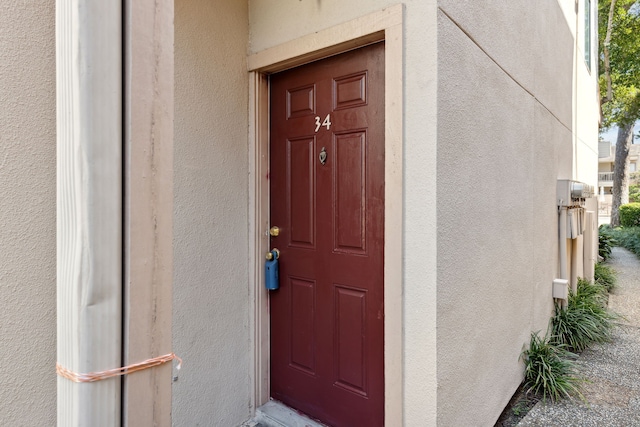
[269,226,280,237]
[266,248,280,260]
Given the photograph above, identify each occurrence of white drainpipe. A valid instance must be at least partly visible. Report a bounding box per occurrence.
[583,211,596,282]
[571,236,580,293]
[559,207,568,280]
[557,206,569,307]
[56,1,122,425]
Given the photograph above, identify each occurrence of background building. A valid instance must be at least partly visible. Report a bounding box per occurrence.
[598,139,640,218]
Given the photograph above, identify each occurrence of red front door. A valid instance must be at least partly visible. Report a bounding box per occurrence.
[269,43,385,426]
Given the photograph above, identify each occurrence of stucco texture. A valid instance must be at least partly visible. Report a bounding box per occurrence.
[173,0,251,425]
[436,2,573,426]
[573,0,600,187]
[0,1,57,426]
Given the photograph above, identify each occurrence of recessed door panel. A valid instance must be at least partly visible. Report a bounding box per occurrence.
[289,277,316,375]
[333,131,367,254]
[287,84,316,119]
[287,137,316,248]
[333,72,367,110]
[334,285,367,396]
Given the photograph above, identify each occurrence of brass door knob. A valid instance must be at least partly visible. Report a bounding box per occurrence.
[269,226,280,237]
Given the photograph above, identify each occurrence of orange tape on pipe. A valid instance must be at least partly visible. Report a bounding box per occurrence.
[56,353,182,383]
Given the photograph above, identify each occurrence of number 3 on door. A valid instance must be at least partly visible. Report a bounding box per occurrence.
[314,114,332,132]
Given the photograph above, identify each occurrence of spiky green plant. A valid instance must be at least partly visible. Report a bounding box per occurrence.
[521,332,583,402]
[598,225,616,261]
[594,262,617,292]
[551,279,616,352]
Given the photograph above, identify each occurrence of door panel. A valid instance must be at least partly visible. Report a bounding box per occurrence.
[333,131,367,254]
[269,42,385,427]
[290,277,316,374]
[288,137,316,248]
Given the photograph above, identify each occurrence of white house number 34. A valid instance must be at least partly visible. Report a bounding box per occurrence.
[314,114,332,132]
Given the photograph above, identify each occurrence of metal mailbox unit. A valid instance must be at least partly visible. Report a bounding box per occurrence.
[557,179,595,208]
[554,180,595,302]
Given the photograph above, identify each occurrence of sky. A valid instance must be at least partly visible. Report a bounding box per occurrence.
[600,121,640,144]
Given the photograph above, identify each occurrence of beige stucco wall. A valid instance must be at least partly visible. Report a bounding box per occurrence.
[249,1,439,424]
[436,1,574,425]
[572,0,600,187]
[173,0,251,425]
[599,163,613,173]
[172,0,597,425]
[0,1,57,425]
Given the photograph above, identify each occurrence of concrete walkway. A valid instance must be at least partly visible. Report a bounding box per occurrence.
[518,247,640,426]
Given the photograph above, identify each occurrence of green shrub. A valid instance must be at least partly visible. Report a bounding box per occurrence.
[594,263,616,292]
[629,184,640,203]
[598,225,616,261]
[550,279,616,352]
[619,203,640,227]
[521,332,582,402]
[610,226,640,256]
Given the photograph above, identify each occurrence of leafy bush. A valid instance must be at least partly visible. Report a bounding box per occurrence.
[594,262,616,292]
[610,226,640,256]
[550,279,616,353]
[629,184,640,203]
[521,332,582,402]
[619,203,640,227]
[598,225,616,261]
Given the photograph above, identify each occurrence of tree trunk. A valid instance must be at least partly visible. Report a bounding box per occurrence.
[602,0,617,104]
[610,122,635,226]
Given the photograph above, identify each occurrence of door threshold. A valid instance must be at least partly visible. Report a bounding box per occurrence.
[251,400,328,427]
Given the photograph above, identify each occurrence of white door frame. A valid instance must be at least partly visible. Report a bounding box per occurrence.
[247,5,404,424]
